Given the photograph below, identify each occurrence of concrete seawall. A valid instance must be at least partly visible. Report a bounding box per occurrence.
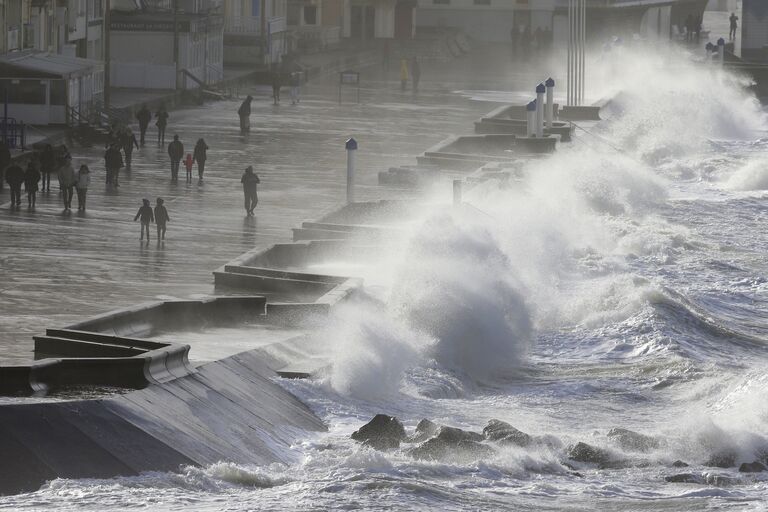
[0,349,326,495]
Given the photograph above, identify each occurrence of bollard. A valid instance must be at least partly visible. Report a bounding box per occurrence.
[545,77,555,129]
[535,83,545,138]
[526,100,537,137]
[345,137,357,204]
[717,37,725,66]
[453,179,462,206]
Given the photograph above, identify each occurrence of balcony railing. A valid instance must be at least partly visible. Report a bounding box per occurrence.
[224,16,261,34]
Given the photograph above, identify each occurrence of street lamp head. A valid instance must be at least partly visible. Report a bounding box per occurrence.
[536,83,546,94]
[545,78,555,87]
[527,100,537,112]
[345,138,358,151]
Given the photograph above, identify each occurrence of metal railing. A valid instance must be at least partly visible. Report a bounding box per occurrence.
[224,16,261,34]
[1,117,25,150]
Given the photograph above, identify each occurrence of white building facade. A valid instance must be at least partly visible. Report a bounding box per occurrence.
[223,0,287,65]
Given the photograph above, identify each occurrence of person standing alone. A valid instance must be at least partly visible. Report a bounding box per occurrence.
[729,12,738,41]
[136,104,151,146]
[241,165,260,216]
[167,135,184,182]
[238,95,253,133]
[156,105,169,145]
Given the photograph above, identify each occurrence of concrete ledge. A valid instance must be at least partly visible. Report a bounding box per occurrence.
[559,105,601,121]
[265,303,332,327]
[514,136,558,153]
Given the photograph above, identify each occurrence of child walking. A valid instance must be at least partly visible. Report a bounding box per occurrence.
[184,153,193,184]
[154,197,170,241]
[133,198,154,242]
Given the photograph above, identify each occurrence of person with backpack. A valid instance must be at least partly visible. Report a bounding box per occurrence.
[167,135,184,182]
[238,95,253,133]
[240,165,260,216]
[133,198,154,242]
[193,138,208,184]
[76,164,91,211]
[104,143,124,187]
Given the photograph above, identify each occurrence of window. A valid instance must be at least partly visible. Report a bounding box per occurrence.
[303,5,317,25]
[50,80,67,105]
[9,80,46,105]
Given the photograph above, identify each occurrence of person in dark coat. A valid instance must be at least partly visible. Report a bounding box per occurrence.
[23,160,41,209]
[104,143,124,187]
[240,165,260,216]
[156,105,169,145]
[271,70,282,105]
[167,135,184,182]
[136,104,151,146]
[0,140,10,191]
[5,163,24,208]
[39,144,56,192]
[410,57,421,92]
[154,197,170,241]
[133,198,154,241]
[76,164,91,211]
[193,138,208,184]
[122,128,139,167]
[238,95,253,133]
[730,12,739,41]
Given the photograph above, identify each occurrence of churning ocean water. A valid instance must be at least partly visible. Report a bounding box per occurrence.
[4,46,768,511]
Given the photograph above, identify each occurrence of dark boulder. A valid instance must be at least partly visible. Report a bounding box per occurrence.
[606,428,659,453]
[351,414,406,450]
[665,473,702,484]
[567,442,613,466]
[672,460,689,468]
[705,451,736,468]
[408,426,493,462]
[739,461,767,473]
[483,419,532,447]
[407,419,440,443]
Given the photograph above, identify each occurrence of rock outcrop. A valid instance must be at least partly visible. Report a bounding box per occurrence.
[351,415,406,450]
[483,419,532,447]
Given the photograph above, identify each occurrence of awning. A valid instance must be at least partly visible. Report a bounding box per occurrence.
[0,51,104,80]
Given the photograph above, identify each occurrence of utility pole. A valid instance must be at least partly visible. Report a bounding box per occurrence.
[104,0,111,108]
[173,0,180,90]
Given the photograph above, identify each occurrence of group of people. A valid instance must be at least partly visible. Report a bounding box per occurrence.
[684,14,704,43]
[510,24,554,59]
[1,142,91,211]
[133,197,170,243]
[399,57,421,92]
[270,69,303,106]
[135,104,170,146]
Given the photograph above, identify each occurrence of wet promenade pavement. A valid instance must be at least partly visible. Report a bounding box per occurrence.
[0,54,530,362]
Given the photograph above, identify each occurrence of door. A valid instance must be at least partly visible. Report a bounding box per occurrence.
[394,1,414,39]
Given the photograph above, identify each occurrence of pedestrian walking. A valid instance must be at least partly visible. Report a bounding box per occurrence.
[76,164,90,211]
[193,138,208,184]
[729,12,738,41]
[23,160,40,209]
[5,162,23,209]
[400,59,409,91]
[410,57,421,92]
[104,143,124,187]
[290,72,301,104]
[136,104,151,146]
[167,135,184,182]
[156,105,169,145]
[39,144,56,192]
[134,198,154,242]
[154,197,170,241]
[271,69,282,105]
[184,153,193,183]
[240,165,260,216]
[238,95,253,133]
[122,128,139,167]
[0,140,10,192]
[58,156,76,210]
